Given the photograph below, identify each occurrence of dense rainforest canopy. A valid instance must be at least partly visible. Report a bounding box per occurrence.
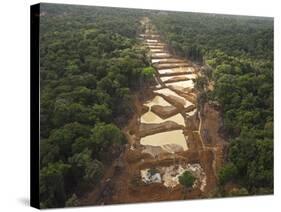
[39,4,154,208]
[39,4,273,208]
[151,12,273,194]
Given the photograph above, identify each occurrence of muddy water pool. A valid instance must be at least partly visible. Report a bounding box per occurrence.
[140,130,188,150]
[166,80,194,89]
[154,88,194,108]
[160,74,190,82]
[141,112,185,125]
[158,67,195,75]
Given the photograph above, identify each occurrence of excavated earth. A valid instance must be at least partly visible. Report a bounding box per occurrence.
[80,17,228,206]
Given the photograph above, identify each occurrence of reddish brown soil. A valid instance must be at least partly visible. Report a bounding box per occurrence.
[200,103,229,172]
[80,96,227,206]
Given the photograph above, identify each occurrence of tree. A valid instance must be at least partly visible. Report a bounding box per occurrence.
[65,194,79,207]
[40,162,71,208]
[197,91,208,114]
[48,122,91,158]
[228,187,249,196]
[68,148,104,188]
[194,76,208,92]
[83,159,104,184]
[201,65,213,79]
[65,60,79,75]
[90,123,125,155]
[178,171,196,189]
[142,67,155,79]
[247,139,273,189]
[90,104,112,123]
[40,140,60,167]
[218,163,238,185]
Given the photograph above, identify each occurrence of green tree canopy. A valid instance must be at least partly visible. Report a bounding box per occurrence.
[178,171,196,189]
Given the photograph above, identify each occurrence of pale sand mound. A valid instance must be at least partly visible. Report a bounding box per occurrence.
[151,105,179,119]
[150,49,166,53]
[140,130,188,151]
[154,88,194,108]
[151,53,171,59]
[141,111,185,126]
[156,59,185,64]
[141,144,184,157]
[155,63,190,69]
[158,67,195,76]
[160,74,188,82]
[166,80,195,89]
[143,95,171,107]
[139,121,183,137]
[145,39,159,43]
[162,144,184,153]
[142,145,166,157]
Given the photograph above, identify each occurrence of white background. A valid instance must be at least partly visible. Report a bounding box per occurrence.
[0,0,280,211]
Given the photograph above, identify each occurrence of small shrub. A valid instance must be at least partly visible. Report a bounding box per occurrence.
[178,171,196,189]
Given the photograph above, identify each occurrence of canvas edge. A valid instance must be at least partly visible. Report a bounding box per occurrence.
[30,3,40,209]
